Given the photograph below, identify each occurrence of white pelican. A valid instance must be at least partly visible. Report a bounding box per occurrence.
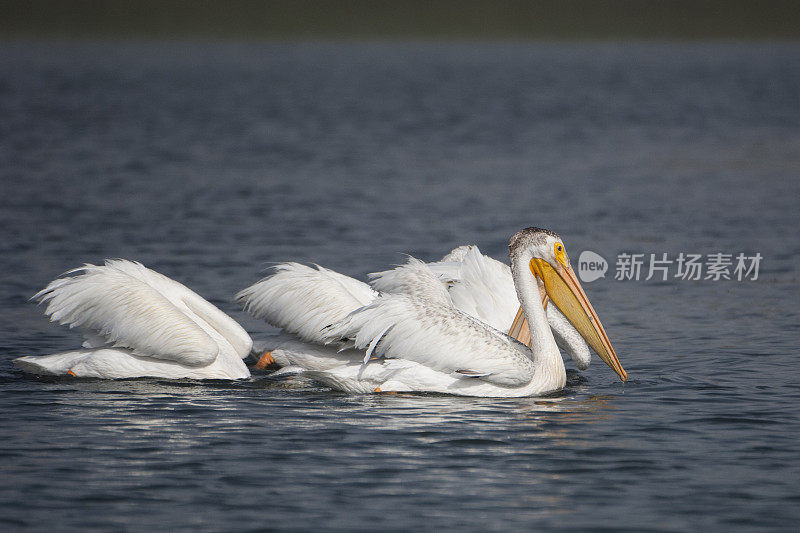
[14,260,252,380]
[237,246,589,372]
[238,228,626,396]
[371,244,591,369]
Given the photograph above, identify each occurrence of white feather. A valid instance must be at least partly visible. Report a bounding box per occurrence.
[369,257,453,306]
[14,347,248,380]
[36,260,215,366]
[236,263,377,344]
[363,324,392,363]
[269,335,363,370]
[324,293,534,388]
[429,246,592,368]
[303,359,422,394]
[428,246,518,331]
[439,245,477,262]
[17,259,252,379]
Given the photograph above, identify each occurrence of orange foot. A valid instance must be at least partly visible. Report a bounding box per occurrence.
[66,370,77,377]
[255,351,275,369]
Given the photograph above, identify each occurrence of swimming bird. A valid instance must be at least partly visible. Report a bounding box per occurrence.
[237,245,589,373]
[238,228,625,396]
[14,260,252,379]
[372,244,592,370]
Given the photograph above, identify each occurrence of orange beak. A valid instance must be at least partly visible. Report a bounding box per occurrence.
[530,257,627,381]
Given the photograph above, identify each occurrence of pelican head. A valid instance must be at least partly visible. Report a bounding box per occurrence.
[509,227,627,381]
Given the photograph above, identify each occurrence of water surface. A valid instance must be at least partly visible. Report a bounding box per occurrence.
[1,41,799,531]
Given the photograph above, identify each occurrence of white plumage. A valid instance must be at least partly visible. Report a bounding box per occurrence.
[237,263,376,345]
[373,245,591,368]
[373,246,515,331]
[14,260,252,379]
[323,293,534,388]
[369,256,453,306]
[237,231,615,397]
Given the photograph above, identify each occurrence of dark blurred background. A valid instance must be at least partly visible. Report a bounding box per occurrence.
[2,0,799,40]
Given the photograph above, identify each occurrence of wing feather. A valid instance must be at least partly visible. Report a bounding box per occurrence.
[324,294,534,388]
[429,247,592,367]
[35,260,219,367]
[180,293,253,359]
[368,257,452,306]
[434,246,519,331]
[236,263,377,344]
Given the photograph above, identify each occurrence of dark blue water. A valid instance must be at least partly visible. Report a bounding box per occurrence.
[1,40,799,531]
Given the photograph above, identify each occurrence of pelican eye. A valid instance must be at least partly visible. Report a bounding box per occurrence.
[554,242,568,267]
